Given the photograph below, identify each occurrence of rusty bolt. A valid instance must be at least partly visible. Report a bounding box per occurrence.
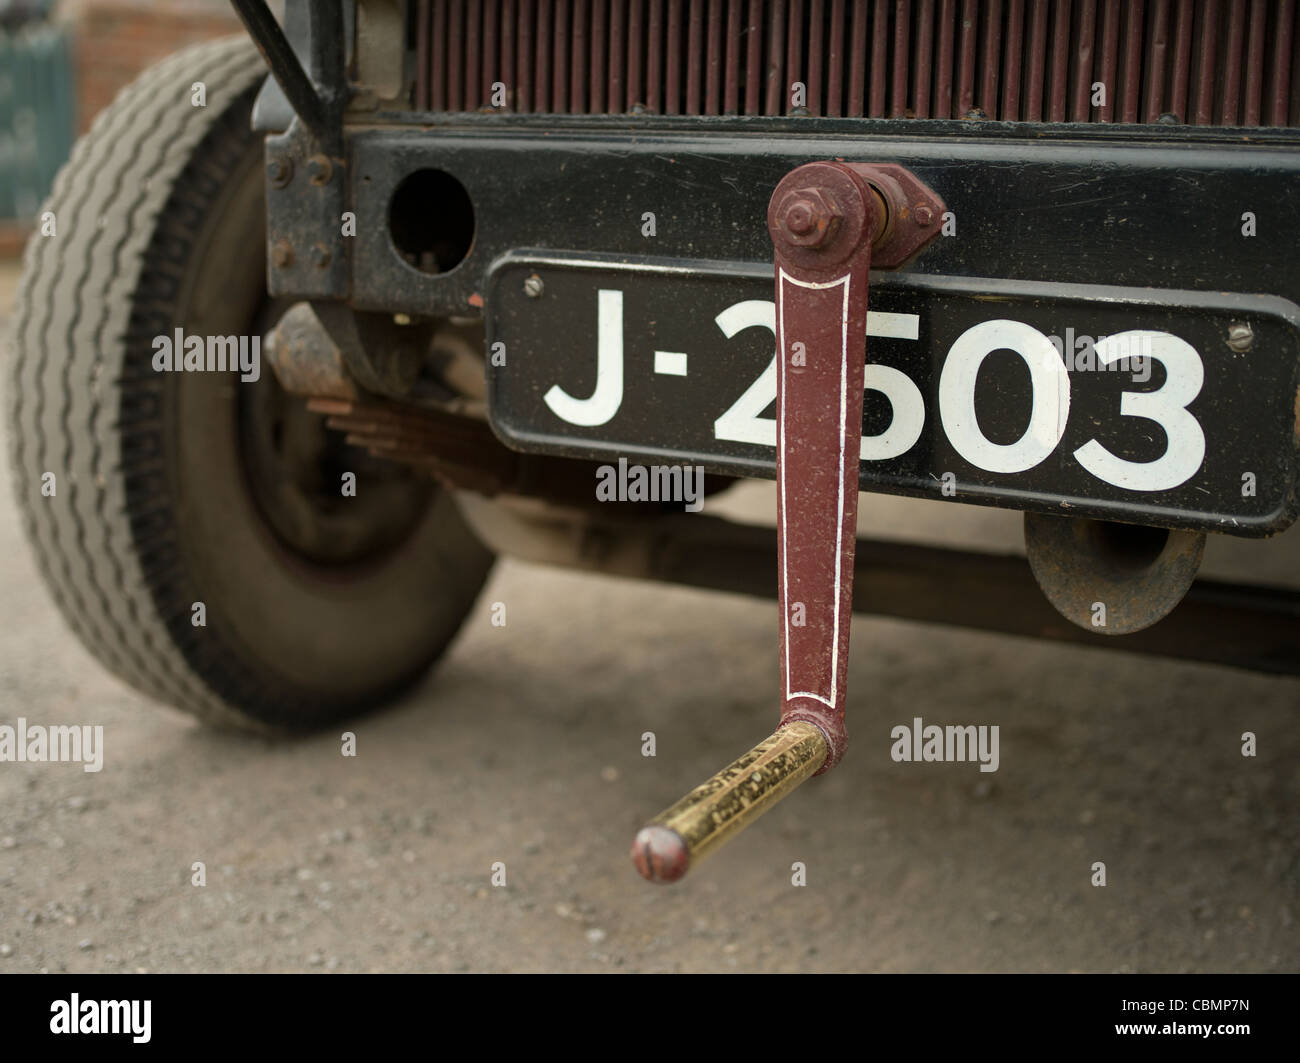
[775,187,841,248]
[913,203,935,227]
[523,274,544,298]
[271,240,294,269]
[268,156,293,189]
[306,154,333,186]
[784,200,817,235]
[311,243,331,269]
[1227,322,1254,352]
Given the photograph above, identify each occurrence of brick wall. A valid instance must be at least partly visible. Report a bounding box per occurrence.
[59,0,242,131]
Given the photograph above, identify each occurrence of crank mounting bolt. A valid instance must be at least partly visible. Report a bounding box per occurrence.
[775,187,842,249]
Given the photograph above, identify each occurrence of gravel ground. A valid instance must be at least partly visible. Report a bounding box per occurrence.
[1,276,1298,972]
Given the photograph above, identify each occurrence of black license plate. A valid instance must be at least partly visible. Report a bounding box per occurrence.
[486,252,1300,535]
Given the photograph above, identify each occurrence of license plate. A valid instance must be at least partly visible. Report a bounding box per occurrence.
[486,252,1300,535]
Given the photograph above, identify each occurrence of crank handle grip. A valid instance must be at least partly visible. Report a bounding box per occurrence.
[631,721,829,883]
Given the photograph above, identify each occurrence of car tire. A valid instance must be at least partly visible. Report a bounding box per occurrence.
[7,38,494,730]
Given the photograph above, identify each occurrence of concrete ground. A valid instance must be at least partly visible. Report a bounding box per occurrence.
[0,268,1297,971]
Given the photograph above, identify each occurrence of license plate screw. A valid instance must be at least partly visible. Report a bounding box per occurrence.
[523,273,544,298]
[1227,321,1254,352]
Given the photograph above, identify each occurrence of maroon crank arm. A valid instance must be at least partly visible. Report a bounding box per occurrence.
[631,162,945,883]
[770,162,882,771]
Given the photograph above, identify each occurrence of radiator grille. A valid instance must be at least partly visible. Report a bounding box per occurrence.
[413,0,1300,125]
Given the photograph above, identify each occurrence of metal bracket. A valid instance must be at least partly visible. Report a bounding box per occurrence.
[234,0,353,301]
[264,123,351,301]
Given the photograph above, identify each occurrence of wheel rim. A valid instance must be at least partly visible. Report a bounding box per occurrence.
[237,301,433,568]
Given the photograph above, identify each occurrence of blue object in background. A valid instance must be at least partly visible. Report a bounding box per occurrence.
[0,15,75,222]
